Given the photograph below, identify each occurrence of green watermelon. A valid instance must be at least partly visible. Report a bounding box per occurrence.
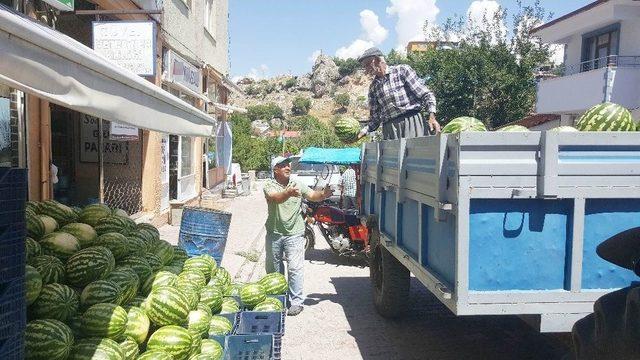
[125,235,148,256]
[177,270,207,290]
[187,335,202,358]
[106,267,140,305]
[200,339,223,359]
[550,126,579,132]
[60,223,98,248]
[27,214,46,239]
[186,309,211,338]
[173,247,189,262]
[137,350,173,360]
[442,116,487,133]
[65,246,115,287]
[334,116,360,143]
[25,265,43,306]
[146,325,193,360]
[112,208,129,217]
[30,255,66,284]
[175,283,201,310]
[124,306,150,345]
[79,204,112,227]
[208,315,233,336]
[183,255,216,280]
[96,232,129,260]
[118,255,153,281]
[81,303,128,340]
[40,200,77,226]
[68,338,125,360]
[126,295,147,309]
[39,214,59,234]
[71,206,82,216]
[220,297,240,314]
[224,282,245,296]
[146,252,165,271]
[67,314,84,339]
[258,272,288,295]
[146,286,191,326]
[497,125,529,132]
[253,299,283,312]
[140,271,177,296]
[119,337,140,360]
[240,283,267,308]
[152,240,175,265]
[80,280,122,307]
[199,286,223,313]
[25,319,74,360]
[26,200,40,214]
[26,236,42,262]
[95,215,133,236]
[162,265,183,275]
[196,302,213,316]
[39,231,81,260]
[576,102,635,131]
[137,222,160,238]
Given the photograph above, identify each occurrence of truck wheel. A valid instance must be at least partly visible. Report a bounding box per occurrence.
[368,216,410,318]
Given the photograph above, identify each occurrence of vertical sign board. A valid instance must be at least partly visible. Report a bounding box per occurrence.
[92,21,156,77]
[80,114,128,164]
[160,135,170,184]
[43,0,74,11]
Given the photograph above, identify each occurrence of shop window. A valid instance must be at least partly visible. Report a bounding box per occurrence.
[0,93,10,167]
[180,136,194,177]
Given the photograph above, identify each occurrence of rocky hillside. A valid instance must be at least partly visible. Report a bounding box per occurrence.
[230,55,371,123]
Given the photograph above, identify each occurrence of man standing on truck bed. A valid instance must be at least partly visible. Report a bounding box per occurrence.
[264,156,333,316]
[356,47,441,140]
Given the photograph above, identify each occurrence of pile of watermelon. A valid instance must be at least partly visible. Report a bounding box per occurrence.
[23,200,288,360]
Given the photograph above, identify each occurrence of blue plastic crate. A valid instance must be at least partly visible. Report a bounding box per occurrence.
[224,334,274,360]
[0,334,24,360]
[0,224,25,287]
[0,168,27,202]
[0,278,26,340]
[178,207,232,264]
[235,311,283,336]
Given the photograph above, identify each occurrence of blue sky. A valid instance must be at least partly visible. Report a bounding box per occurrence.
[229,0,591,79]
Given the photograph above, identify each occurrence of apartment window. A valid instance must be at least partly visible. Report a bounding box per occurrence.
[581,23,620,71]
[204,0,216,38]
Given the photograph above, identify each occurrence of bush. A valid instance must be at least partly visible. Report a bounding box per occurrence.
[291,96,312,116]
[244,84,259,96]
[247,103,284,121]
[259,80,276,94]
[334,93,350,109]
[283,77,297,89]
[334,57,361,77]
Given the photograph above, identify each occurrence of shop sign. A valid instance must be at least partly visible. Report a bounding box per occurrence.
[43,0,74,11]
[160,135,169,184]
[110,121,139,141]
[93,21,156,76]
[80,114,128,164]
[164,50,202,93]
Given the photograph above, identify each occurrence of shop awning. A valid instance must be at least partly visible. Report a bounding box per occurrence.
[0,6,215,137]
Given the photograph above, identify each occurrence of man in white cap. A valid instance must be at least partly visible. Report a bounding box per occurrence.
[263,156,333,316]
[356,47,441,140]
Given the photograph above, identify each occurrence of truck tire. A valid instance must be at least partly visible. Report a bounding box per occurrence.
[367,216,410,318]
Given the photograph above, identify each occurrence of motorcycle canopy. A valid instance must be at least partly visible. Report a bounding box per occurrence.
[299,147,361,165]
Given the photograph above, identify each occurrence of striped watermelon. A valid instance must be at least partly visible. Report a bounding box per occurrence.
[80,280,122,307]
[188,335,202,358]
[334,116,360,143]
[576,102,635,131]
[106,267,140,305]
[26,265,43,306]
[26,200,40,214]
[199,286,223,313]
[67,314,84,339]
[550,126,579,132]
[26,237,42,262]
[39,214,59,234]
[152,240,175,265]
[140,271,177,296]
[211,267,231,286]
[25,319,74,360]
[119,337,140,360]
[112,208,129,217]
[253,299,284,312]
[79,204,112,227]
[147,325,193,360]
[95,215,133,236]
[71,206,82,216]
[124,306,150,345]
[186,309,212,338]
[81,303,128,339]
[27,214,46,239]
[197,302,213,316]
[68,338,125,360]
[26,206,37,218]
[200,339,223,359]
[60,223,98,248]
[126,295,147,309]
[220,297,240,314]
[258,272,288,295]
[146,252,165,271]
[183,255,216,280]
[146,286,191,326]
[177,270,207,290]
[40,231,81,260]
[137,222,160,238]
[240,283,266,308]
[162,265,183,275]
[175,283,201,310]
[125,235,148,256]
[173,247,189,262]
[442,116,487,133]
[497,125,529,132]
[208,315,233,336]
[118,256,153,281]
[96,232,129,260]
[65,246,116,287]
[30,255,66,284]
[40,200,77,226]
[137,350,173,360]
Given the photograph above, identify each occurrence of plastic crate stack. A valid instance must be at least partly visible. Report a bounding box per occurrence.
[0,168,28,360]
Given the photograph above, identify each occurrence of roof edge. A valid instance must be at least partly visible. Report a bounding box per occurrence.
[531,0,609,34]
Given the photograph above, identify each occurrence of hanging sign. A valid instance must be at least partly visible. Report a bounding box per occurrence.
[92,21,156,76]
[109,121,139,141]
[43,0,74,11]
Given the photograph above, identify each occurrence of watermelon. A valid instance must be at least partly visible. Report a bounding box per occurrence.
[497,125,529,132]
[146,252,165,271]
[199,286,223,313]
[124,306,150,345]
[65,246,116,287]
[240,283,266,308]
[25,319,74,360]
[140,271,177,296]
[118,255,153,281]
[81,303,128,339]
[67,314,84,339]
[442,116,487,133]
[40,231,81,260]
[186,309,211,338]
[200,339,224,359]
[137,222,160,239]
[334,116,360,143]
[175,283,201,310]
[68,338,125,360]
[26,237,42,262]
[126,295,147,309]
[79,204,112,227]
[196,302,213,316]
[60,223,98,248]
[162,265,183,275]
[224,282,245,296]
[146,286,191,326]
[208,315,233,336]
[258,272,288,295]
[137,350,173,360]
[96,232,129,260]
[173,247,189,262]
[27,214,46,239]
[220,297,240,314]
[177,270,207,290]
[550,126,579,132]
[26,200,40,214]
[146,325,193,360]
[576,102,635,131]
[39,214,59,234]
[30,255,66,284]
[106,267,140,305]
[187,335,202,358]
[25,265,43,306]
[253,300,283,312]
[40,200,77,226]
[80,279,122,307]
[112,208,129,217]
[183,255,216,280]
[152,240,175,265]
[95,215,133,236]
[71,206,82,216]
[119,337,139,360]
[125,235,148,256]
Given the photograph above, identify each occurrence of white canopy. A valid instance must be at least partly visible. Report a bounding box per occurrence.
[0,6,215,137]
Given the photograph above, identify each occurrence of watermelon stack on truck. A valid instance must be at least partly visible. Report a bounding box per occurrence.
[360,102,640,333]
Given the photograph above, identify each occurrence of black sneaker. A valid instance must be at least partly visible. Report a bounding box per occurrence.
[287,305,304,316]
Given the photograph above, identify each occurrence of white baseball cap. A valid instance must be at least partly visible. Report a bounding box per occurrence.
[271,156,291,169]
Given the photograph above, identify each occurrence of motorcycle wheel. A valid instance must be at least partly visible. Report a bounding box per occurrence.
[304,224,315,255]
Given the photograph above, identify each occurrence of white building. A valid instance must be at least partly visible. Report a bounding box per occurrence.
[532,0,640,124]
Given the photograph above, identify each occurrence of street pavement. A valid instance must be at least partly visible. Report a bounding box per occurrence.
[160,181,572,360]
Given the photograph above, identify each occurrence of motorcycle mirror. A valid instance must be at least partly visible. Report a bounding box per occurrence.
[321,164,331,180]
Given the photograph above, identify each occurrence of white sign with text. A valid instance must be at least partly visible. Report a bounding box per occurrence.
[80,115,128,164]
[93,21,156,76]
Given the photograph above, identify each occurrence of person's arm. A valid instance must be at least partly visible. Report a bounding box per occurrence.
[357,87,383,139]
[298,181,333,203]
[401,65,440,133]
[264,182,300,204]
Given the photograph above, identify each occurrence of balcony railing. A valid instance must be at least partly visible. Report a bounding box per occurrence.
[555,55,640,77]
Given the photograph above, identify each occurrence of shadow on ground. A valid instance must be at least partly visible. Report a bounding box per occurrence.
[305,247,368,268]
[307,276,571,360]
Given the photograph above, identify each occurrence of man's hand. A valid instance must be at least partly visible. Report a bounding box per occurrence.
[428,113,441,133]
[356,127,368,141]
[285,186,301,198]
[321,186,334,200]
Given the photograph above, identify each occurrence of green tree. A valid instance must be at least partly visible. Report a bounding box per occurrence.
[230,113,280,171]
[291,96,312,116]
[246,103,284,122]
[333,57,361,77]
[333,93,350,112]
[283,77,297,89]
